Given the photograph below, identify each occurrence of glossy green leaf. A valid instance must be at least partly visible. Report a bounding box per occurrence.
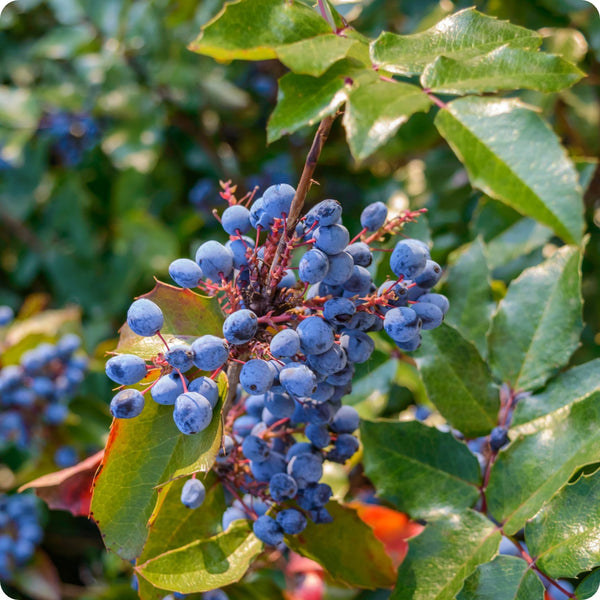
[526,470,600,578]
[276,35,359,76]
[576,569,600,599]
[486,392,600,535]
[267,61,372,143]
[488,245,583,392]
[91,373,226,560]
[371,8,541,76]
[342,80,433,160]
[391,510,501,600]
[486,218,553,270]
[444,238,495,358]
[415,323,499,437]
[434,97,584,245]
[115,281,224,360]
[422,46,584,94]
[286,501,396,589]
[361,420,481,518]
[512,359,600,428]
[457,555,544,600]
[189,0,331,61]
[136,521,262,594]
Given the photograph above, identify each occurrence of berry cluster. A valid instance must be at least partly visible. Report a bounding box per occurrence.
[41,111,100,166]
[0,493,43,580]
[0,333,88,454]
[108,182,448,546]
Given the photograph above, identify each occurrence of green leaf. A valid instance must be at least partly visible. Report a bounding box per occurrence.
[444,238,495,358]
[391,510,501,600]
[361,420,481,518]
[371,8,541,76]
[415,323,499,437]
[486,218,553,270]
[457,555,545,600]
[189,0,331,61]
[342,80,433,160]
[136,521,262,594]
[421,46,584,95]
[276,35,360,76]
[434,96,584,245]
[115,281,224,360]
[486,392,600,535]
[487,245,583,392]
[267,61,372,143]
[576,569,600,599]
[512,359,600,428]
[286,501,396,589]
[525,470,600,579]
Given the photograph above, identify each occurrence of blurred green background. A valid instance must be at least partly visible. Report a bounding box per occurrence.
[0,0,598,598]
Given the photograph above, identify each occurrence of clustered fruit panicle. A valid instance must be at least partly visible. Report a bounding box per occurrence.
[106,181,449,547]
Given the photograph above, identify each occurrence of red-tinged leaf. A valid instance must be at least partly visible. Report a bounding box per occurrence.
[351,501,424,567]
[18,450,104,517]
[11,549,61,600]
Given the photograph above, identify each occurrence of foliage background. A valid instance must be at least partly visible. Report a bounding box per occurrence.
[0,0,599,598]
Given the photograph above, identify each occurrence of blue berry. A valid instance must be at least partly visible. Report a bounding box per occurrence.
[412,301,443,330]
[250,452,286,481]
[314,224,350,255]
[195,241,234,282]
[287,453,323,488]
[43,403,69,425]
[331,405,360,433]
[270,329,300,358]
[127,299,164,337]
[360,201,388,231]
[188,376,219,408]
[296,317,334,355]
[173,392,213,435]
[181,478,206,509]
[56,333,81,358]
[384,307,421,343]
[245,395,265,418]
[280,364,317,397]
[151,373,187,406]
[191,335,229,371]
[222,506,247,529]
[264,391,295,418]
[169,258,203,288]
[249,197,274,230]
[340,331,375,363]
[343,265,372,294]
[305,199,342,227]
[165,344,194,372]
[323,252,354,286]
[232,415,260,437]
[253,515,283,546]
[299,482,332,508]
[0,306,14,326]
[414,260,442,288]
[240,359,274,394]
[242,435,271,462]
[490,426,509,452]
[54,445,78,468]
[299,248,329,284]
[306,344,347,376]
[105,354,148,386]
[328,433,360,463]
[278,269,296,289]
[390,239,429,279]
[223,309,258,345]
[269,473,298,502]
[395,334,422,352]
[110,389,145,419]
[305,423,330,448]
[345,242,372,267]
[276,509,307,535]
[221,205,251,235]
[262,183,295,219]
[226,236,254,268]
[418,293,449,316]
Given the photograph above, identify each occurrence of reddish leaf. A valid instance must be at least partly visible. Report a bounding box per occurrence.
[19,450,104,517]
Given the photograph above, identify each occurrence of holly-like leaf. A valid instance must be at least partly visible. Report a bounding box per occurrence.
[487,245,583,392]
[19,450,103,517]
[486,391,600,535]
[391,510,501,600]
[136,520,262,594]
[444,238,495,358]
[512,359,600,428]
[525,470,600,579]
[188,0,331,61]
[91,373,226,560]
[286,501,396,589]
[434,97,584,245]
[115,281,224,359]
[457,555,544,600]
[576,569,600,599]
[415,323,499,437]
[421,46,584,95]
[361,420,481,518]
[276,35,360,76]
[342,80,433,160]
[485,218,553,270]
[370,8,541,76]
[267,60,374,143]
